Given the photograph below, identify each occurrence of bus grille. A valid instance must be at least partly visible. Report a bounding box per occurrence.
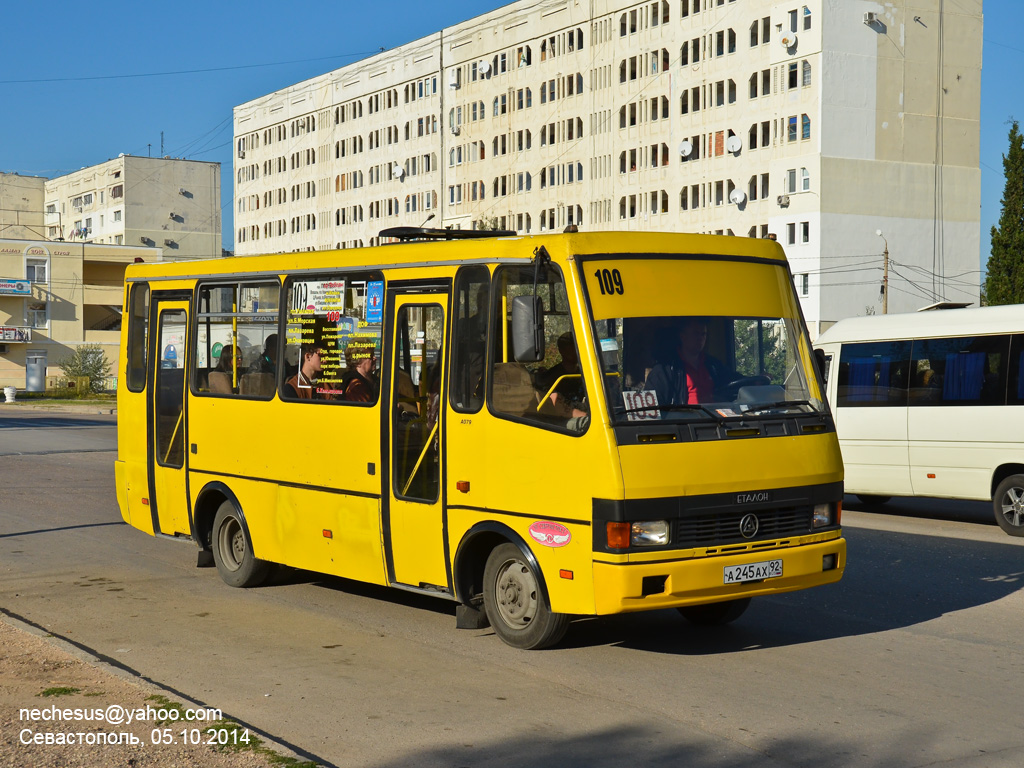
[675,506,813,548]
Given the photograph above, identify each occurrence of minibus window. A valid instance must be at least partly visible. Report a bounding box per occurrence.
[909,335,1008,406]
[450,266,490,413]
[280,272,383,403]
[126,283,149,392]
[836,341,910,407]
[489,265,589,433]
[192,281,281,399]
[599,314,821,423]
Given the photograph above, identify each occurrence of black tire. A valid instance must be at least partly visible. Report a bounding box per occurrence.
[677,597,751,626]
[211,501,271,587]
[993,475,1024,537]
[482,543,569,650]
[855,494,892,506]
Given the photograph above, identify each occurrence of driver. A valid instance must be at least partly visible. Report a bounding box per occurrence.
[644,318,731,405]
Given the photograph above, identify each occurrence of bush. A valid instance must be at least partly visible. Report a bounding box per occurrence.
[58,345,112,394]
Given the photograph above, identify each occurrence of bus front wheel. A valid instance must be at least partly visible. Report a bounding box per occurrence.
[993,475,1024,537]
[678,597,751,626]
[482,543,569,650]
[211,502,270,587]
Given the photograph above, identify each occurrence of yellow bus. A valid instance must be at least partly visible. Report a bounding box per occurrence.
[115,229,845,649]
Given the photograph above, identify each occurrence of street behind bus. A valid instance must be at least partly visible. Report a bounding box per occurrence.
[1,410,1022,768]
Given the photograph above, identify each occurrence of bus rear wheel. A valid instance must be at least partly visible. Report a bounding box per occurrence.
[993,475,1024,537]
[211,502,270,587]
[482,543,569,650]
[678,597,751,626]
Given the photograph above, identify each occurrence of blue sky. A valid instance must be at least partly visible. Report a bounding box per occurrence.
[1,0,1018,274]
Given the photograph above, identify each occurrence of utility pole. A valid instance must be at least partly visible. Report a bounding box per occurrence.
[877,229,889,314]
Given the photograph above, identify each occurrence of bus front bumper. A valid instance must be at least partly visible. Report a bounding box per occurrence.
[592,536,845,615]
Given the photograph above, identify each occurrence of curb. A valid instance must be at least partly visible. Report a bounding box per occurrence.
[0,402,117,416]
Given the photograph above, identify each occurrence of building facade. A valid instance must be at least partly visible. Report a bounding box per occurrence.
[0,238,163,390]
[42,156,221,260]
[232,0,982,334]
[0,173,46,241]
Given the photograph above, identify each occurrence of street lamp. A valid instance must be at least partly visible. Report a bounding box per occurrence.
[876,229,889,314]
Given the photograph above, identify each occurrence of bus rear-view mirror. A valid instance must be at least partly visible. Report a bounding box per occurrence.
[511,295,545,362]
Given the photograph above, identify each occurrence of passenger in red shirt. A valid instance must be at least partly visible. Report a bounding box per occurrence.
[644,318,729,405]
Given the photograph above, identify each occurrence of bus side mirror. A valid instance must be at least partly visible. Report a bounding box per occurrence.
[813,348,827,384]
[511,295,545,362]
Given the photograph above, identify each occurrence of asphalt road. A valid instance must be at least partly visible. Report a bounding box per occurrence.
[1,409,1022,768]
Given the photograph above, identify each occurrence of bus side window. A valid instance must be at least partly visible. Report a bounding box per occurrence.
[126,282,149,392]
[836,341,910,407]
[489,265,588,433]
[450,266,490,413]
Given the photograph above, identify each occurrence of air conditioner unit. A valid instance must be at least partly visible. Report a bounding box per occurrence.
[777,195,791,207]
[780,32,797,49]
[864,11,878,25]
[450,125,460,136]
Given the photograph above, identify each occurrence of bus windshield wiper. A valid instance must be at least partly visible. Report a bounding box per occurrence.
[615,402,728,425]
[741,399,815,415]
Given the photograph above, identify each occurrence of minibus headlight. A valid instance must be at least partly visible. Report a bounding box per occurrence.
[631,520,670,546]
[812,503,834,528]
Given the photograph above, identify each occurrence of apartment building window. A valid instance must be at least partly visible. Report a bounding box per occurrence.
[786,168,797,194]
[796,274,809,296]
[762,16,771,43]
[788,62,798,89]
[803,6,812,30]
[801,167,810,191]
[786,222,796,245]
[802,60,812,86]
[26,258,48,284]
[801,221,810,243]
[750,20,759,47]
[762,69,771,97]
[28,302,48,329]
[789,9,799,33]
[802,114,811,140]
[788,116,798,142]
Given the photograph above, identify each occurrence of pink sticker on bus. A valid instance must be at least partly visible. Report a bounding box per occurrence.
[528,521,571,548]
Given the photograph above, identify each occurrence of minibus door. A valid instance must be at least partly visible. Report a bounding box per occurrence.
[147,296,192,537]
[384,291,450,591]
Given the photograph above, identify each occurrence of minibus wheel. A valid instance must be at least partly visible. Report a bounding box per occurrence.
[678,597,751,626]
[482,543,569,650]
[993,475,1024,537]
[211,502,270,587]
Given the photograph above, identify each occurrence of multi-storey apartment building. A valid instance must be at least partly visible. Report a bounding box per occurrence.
[43,155,221,261]
[0,173,46,241]
[233,0,982,334]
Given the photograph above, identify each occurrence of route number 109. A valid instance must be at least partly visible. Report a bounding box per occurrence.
[594,268,625,296]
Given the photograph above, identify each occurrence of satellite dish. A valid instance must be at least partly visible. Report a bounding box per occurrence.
[679,140,693,158]
[479,59,491,75]
[726,135,742,153]
[729,188,746,205]
[780,32,797,49]
[393,164,404,178]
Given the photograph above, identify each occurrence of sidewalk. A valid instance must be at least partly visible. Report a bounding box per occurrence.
[0,400,116,416]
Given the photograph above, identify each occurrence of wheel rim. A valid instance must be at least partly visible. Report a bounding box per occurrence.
[1000,486,1024,528]
[217,516,244,571]
[492,557,539,630]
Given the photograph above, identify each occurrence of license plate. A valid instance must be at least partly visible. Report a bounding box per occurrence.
[723,559,782,584]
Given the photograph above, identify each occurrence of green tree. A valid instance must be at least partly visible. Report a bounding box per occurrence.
[985,120,1024,305]
[59,345,112,393]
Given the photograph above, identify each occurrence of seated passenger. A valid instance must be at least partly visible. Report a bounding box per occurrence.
[341,343,378,402]
[209,344,243,394]
[536,332,584,404]
[644,318,731,405]
[249,334,278,376]
[282,342,324,400]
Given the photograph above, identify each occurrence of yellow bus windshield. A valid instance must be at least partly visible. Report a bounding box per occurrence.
[583,257,824,423]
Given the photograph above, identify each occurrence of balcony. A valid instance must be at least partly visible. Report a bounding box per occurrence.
[0,326,32,343]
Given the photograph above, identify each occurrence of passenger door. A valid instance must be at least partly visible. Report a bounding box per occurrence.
[383,290,450,591]
[148,295,192,536]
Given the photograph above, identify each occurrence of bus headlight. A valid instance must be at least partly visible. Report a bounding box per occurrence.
[812,503,836,528]
[631,520,670,546]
